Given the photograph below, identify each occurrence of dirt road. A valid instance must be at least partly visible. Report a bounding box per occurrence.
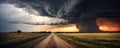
[34,33,75,48]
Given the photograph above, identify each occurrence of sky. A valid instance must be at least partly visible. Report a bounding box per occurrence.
[0,0,120,32]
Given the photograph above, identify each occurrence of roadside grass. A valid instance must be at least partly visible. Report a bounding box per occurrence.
[15,35,49,48]
[0,33,50,48]
[57,33,120,48]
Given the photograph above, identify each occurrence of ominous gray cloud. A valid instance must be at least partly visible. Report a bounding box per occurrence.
[58,0,120,32]
[0,0,120,32]
[0,0,68,32]
[17,0,66,17]
[0,3,67,25]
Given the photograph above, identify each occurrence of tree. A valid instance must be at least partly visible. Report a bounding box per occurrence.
[17,30,22,34]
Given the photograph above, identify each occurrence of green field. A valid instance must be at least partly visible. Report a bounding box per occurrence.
[0,32,50,48]
[57,33,120,48]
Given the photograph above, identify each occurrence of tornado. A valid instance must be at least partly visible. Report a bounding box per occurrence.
[76,18,100,32]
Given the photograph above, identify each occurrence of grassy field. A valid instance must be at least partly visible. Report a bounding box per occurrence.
[0,32,120,48]
[0,32,50,48]
[57,33,120,48]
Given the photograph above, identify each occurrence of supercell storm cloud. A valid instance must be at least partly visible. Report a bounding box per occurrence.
[0,0,120,32]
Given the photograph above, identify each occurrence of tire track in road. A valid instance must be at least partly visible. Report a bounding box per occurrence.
[34,33,75,48]
[47,34,56,48]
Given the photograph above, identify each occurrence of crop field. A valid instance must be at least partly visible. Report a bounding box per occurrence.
[0,32,50,48]
[0,32,120,48]
[57,33,120,48]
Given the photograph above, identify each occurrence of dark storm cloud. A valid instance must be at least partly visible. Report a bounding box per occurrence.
[0,0,67,16]
[17,0,66,16]
[0,0,68,32]
[0,0,120,32]
[1,0,120,21]
[0,0,68,24]
[59,0,120,21]
[79,0,120,18]
[58,0,120,32]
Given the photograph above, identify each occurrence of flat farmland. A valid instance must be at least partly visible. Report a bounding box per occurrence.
[0,32,120,48]
[0,32,50,48]
[57,33,120,48]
